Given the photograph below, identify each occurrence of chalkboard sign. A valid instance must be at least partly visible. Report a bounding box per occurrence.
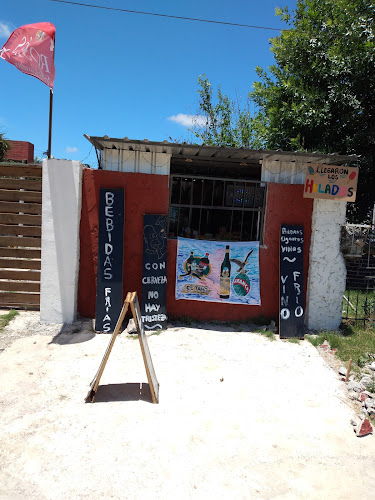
[95,188,125,332]
[141,214,168,330]
[279,224,304,338]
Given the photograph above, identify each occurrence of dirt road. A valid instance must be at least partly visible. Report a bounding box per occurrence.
[1,313,374,499]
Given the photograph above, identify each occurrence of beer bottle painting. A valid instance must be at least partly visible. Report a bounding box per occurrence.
[186,251,194,273]
[199,253,210,271]
[220,245,231,299]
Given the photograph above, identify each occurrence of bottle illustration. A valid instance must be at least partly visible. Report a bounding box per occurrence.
[186,251,194,274]
[190,253,198,273]
[220,245,231,299]
[199,253,210,270]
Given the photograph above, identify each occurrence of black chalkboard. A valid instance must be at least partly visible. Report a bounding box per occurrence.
[279,224,304,338]
[95,189,125,332]
[141,214,168,330]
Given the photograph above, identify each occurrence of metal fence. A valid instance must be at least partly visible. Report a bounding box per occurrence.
[341,224,375,325]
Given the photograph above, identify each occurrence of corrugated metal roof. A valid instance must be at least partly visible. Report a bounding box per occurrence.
[84,134,358,165]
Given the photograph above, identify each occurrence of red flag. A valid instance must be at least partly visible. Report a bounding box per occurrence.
[0,22,55,89]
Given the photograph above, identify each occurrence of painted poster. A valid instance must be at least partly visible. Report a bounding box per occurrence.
[176,238,261,305]
[303,164,358,202]
[141,214,168,330]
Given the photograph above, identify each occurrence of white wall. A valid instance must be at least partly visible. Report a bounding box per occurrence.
[40,159,83,323]
[103,149,171,175]
[306,199,347,331]
[261,159,306,184]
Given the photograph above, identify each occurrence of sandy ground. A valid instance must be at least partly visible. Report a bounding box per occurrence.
[1,312,375,500]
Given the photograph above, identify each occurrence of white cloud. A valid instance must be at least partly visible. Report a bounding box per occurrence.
[168,113,207,128]
[0,22,12,39]
[66,146,78,153]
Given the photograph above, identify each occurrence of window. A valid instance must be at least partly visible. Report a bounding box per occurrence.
[168,174,266,242]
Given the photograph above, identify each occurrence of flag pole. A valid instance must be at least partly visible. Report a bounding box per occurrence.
[47,89,53,159]
[47,29,55,160]
[0,22,56,159]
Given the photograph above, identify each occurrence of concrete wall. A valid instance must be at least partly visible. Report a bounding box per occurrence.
[78,176,314,323]
[306,199,347,331]
[40,159,83,323]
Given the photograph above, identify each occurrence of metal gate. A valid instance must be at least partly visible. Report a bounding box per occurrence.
[0,163,42,309]
[341,224,375,325]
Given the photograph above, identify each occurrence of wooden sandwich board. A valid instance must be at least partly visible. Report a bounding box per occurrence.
[130,292,159,404]
[85,291,159,404]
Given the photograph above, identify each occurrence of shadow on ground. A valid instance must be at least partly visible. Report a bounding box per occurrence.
[91,383,153,403]
[49,331,96,345]
[49,318,96,345]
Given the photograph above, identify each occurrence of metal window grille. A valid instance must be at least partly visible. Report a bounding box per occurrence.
[168,174,266,242]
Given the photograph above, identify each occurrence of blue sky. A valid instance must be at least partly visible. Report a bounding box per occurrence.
[0,0,297,167]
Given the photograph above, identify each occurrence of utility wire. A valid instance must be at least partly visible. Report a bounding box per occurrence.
[79,144,93,164]
[49,0,282,32]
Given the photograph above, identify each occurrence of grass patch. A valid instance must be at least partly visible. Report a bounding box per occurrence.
[126,329,163,339]
[169,315,194,326]
[306,322,375,373]
[306,336,320,347]
[342,289,375,322]
[165,315,278,330]
[365,375,375,393]
[252,328,276,341]
[287,338,300,344]
[263,330,276,341]
[0,309,18,331]
[249,316,274,326]
[149,330,162,336]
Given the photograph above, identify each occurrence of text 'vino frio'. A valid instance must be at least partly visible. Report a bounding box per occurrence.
[279,224,304,338]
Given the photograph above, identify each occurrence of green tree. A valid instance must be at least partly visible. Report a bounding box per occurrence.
[192,75,263,149]
[0,133,9,162]
[251,0,375,222]
[193,1,374,221]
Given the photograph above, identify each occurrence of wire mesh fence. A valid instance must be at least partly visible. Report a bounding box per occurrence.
[341,225,375,325]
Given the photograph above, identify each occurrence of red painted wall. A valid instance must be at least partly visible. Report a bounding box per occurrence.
[78,168,170,318]
[166,183,313,321]
[5,140,34,163]
[78,173,313,322]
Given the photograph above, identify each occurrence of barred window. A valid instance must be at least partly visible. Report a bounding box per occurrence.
[168,174,266,242]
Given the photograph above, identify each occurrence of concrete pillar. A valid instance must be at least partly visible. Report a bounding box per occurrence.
[40,159,83,323]
[306,199,347,331]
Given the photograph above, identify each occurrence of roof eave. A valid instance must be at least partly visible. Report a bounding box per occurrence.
[83,134,358,165]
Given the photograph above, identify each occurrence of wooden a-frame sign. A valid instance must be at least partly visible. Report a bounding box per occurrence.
[85,291,159,404]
